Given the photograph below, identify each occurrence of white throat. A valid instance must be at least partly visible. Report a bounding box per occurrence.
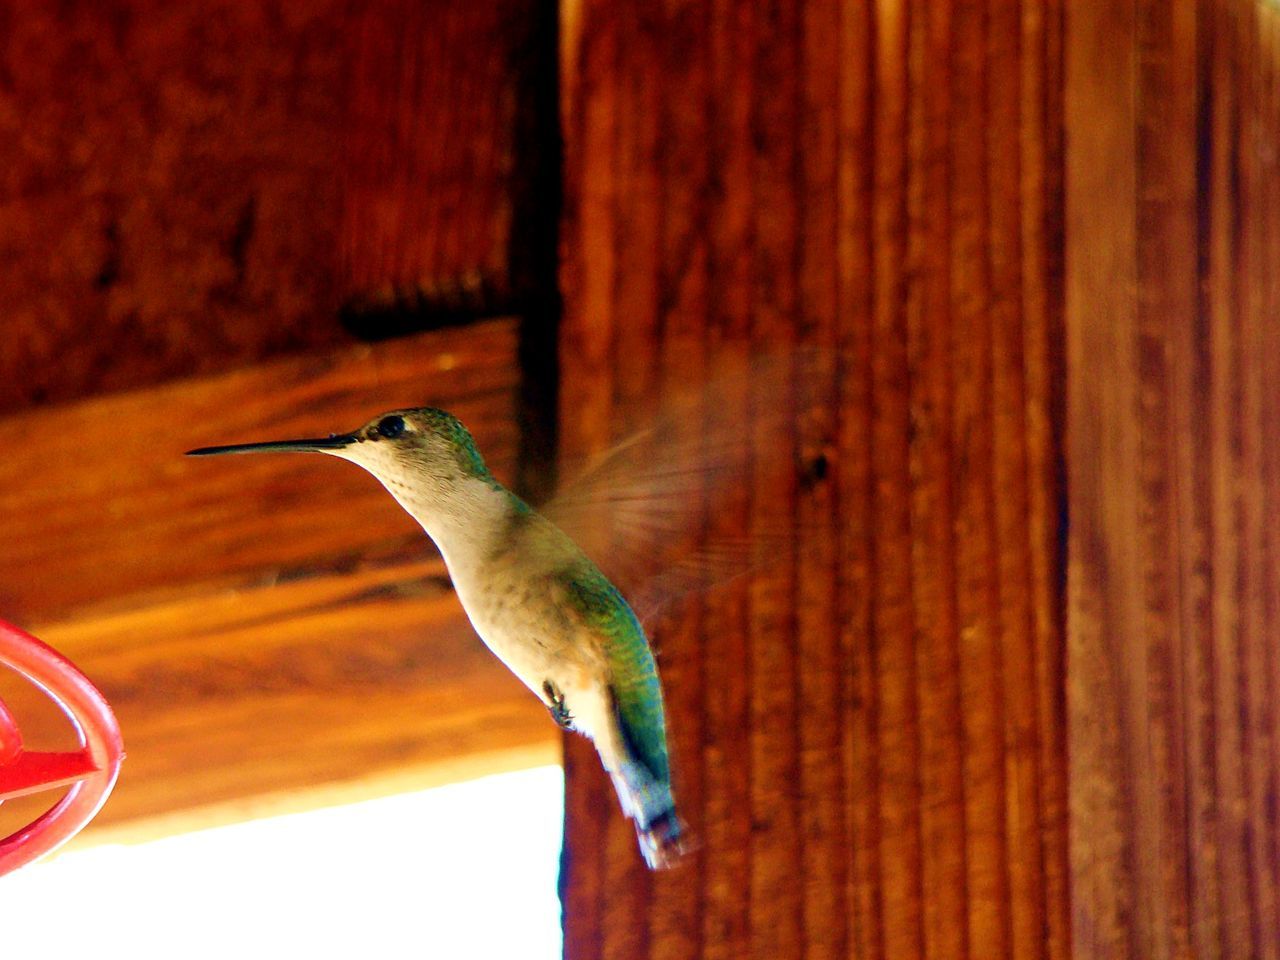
[329,447,513,577]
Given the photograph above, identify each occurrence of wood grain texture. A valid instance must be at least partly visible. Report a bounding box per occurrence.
[341,0,555,322]
[0,0,542,412]
[0,320,554,839]
[0,554,555,840]
[0,320,518,623]
[558,1,1067,958]
[1066,1,1280,957]
[0,0,354,413]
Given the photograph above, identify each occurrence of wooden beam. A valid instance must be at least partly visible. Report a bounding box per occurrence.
[0,0,546,414]
[342,0,557,323]
[1066,1,1280,956]
[0,0,358,415]
[0,319,517,622]
[557,1,1068,958]
[0,553,555,841]
[0,319,557,842]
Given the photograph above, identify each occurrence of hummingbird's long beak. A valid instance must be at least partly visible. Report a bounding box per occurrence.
[186,433,359,457]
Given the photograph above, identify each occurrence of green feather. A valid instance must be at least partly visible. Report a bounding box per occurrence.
[554,563,670,784]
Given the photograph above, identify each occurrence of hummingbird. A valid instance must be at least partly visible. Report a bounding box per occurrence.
[188,407,688,869]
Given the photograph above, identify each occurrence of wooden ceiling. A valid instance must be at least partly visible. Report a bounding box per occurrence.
[8,4,1280,960]
[0,0,550,415]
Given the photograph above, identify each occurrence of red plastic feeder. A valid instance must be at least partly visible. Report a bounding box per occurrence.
[0,619,124,876]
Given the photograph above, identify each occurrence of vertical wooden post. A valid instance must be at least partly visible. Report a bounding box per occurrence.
[558,1,1068,957]
[1066,0,1280,957]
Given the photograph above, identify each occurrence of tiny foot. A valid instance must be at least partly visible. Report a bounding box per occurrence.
[542,680,574,729]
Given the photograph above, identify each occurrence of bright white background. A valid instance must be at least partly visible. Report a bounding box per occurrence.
[2,765,564,959]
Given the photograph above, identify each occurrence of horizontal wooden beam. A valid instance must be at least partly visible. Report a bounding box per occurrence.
[0,552,555,841]
[0,1,550,414]
[0,319,518,623]
[0,319,559,843]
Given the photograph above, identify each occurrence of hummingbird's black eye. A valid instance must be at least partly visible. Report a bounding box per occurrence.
[377,415,406,439]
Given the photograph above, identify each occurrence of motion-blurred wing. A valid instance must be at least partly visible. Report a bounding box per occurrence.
[542,351,797,624]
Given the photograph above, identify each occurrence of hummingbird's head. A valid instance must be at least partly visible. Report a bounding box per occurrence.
[338,407,492,487]
[187,406,494,493]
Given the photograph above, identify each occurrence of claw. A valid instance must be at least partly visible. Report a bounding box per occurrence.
[542,680,574,729]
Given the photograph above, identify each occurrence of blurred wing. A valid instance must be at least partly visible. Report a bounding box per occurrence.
[542,350,797,624]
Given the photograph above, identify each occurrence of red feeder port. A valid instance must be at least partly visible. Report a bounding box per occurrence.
[0,619,124,876]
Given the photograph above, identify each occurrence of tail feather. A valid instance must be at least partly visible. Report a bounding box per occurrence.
[636,808,692,870]
[609,760,692,870]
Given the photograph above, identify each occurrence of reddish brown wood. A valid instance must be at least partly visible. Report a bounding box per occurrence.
[342,0,552,317]
[699,5,755,960]
[0,0,353,413]
[650,4,711,958]
[0,319,552,843]
[0,0,542,414]
[0,552,555,841]
[558,2,1068,959]
[836,8,881,960]
[870,4,926,958]
[1026,1,1070,955]
[907,1,966,955]
[796,2,846,959]
[1066,1,1280,957]
[0,320,518,625]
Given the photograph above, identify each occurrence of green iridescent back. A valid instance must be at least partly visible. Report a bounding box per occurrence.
[554,562,670,785]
